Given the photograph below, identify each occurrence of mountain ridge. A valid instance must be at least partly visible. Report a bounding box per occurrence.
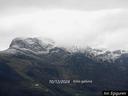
[0,37,128,96]
[3,37,128,62]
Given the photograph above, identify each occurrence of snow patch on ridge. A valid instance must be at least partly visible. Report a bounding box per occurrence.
[9,37,55,53]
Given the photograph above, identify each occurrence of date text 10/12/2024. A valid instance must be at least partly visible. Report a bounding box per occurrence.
[49,79,92,84]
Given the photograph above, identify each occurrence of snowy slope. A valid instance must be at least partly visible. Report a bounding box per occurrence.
[9,37,55,54]
[1,37,128,62]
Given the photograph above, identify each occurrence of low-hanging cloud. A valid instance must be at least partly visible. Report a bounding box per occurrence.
[0,8,128,50]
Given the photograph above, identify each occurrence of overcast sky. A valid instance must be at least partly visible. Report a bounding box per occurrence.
[0,0,128,50]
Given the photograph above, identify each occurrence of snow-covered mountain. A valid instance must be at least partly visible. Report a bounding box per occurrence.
[0,37,128,96]
[2,37,128,62]
[5,37,55,54]
[83,47,128,62]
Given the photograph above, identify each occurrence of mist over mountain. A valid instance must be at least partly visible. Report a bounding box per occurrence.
[1,8,128,51]
[0,37,128,96]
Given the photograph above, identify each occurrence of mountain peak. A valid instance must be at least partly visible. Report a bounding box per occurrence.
[9,37,55,52]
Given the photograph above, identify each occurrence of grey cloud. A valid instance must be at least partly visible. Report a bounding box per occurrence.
[0,9,128,50]
[0,0,128,12]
